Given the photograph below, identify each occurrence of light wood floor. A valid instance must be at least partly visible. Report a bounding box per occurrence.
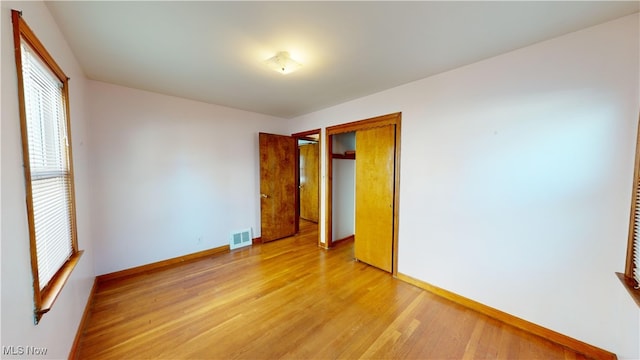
[78,221,591,359]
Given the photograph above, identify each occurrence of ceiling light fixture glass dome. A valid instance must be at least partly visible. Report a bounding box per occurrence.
[264,51,302,75]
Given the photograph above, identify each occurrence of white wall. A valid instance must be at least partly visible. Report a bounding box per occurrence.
[332,132,356,154]
[332,132,356,241]
[86,81,289,275]
[332,159,355,241]
[290,14,640,359]
[1,2,95,358]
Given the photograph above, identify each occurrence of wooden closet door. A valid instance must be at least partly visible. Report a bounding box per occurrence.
[355,125,395,272]
[299,143,319,222]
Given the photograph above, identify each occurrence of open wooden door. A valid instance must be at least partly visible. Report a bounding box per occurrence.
[259,133,297,242]
[354,125,395,272]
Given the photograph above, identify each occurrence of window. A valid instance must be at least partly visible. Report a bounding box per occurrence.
[12,10,82,323]
[620,113,640,307]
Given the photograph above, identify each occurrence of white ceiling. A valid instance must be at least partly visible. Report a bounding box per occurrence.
[45,1,639,119]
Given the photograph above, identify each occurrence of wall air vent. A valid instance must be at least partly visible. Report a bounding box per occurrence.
[230,228,252,250]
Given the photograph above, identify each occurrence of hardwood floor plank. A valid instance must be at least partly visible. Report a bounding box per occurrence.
[77,220,602,359]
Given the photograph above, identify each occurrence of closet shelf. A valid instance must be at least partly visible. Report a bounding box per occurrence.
[332,151,355,160]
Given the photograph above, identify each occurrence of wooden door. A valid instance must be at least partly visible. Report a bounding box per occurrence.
[299,143,319,222]
[259,133,297,242]
[355,125,395,272]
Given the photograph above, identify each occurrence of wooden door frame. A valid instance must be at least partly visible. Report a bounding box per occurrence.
[326,113,401,275]
[292,129,321,245]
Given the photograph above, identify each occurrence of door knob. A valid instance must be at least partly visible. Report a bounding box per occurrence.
[261,193,269,198]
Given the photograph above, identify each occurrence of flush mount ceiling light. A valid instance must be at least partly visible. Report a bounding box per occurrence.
[264,51,302,75]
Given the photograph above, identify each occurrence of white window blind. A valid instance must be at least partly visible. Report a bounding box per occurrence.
[21,40,73,290]
[633,176,640,287]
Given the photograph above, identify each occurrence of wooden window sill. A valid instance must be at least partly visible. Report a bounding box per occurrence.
[616,272,640,308]
[36,250,83,323]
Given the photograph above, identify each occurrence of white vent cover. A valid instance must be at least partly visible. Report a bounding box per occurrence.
[230,228,252,250]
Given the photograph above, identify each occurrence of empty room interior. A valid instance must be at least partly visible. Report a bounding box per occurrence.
[2,1,640,359]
